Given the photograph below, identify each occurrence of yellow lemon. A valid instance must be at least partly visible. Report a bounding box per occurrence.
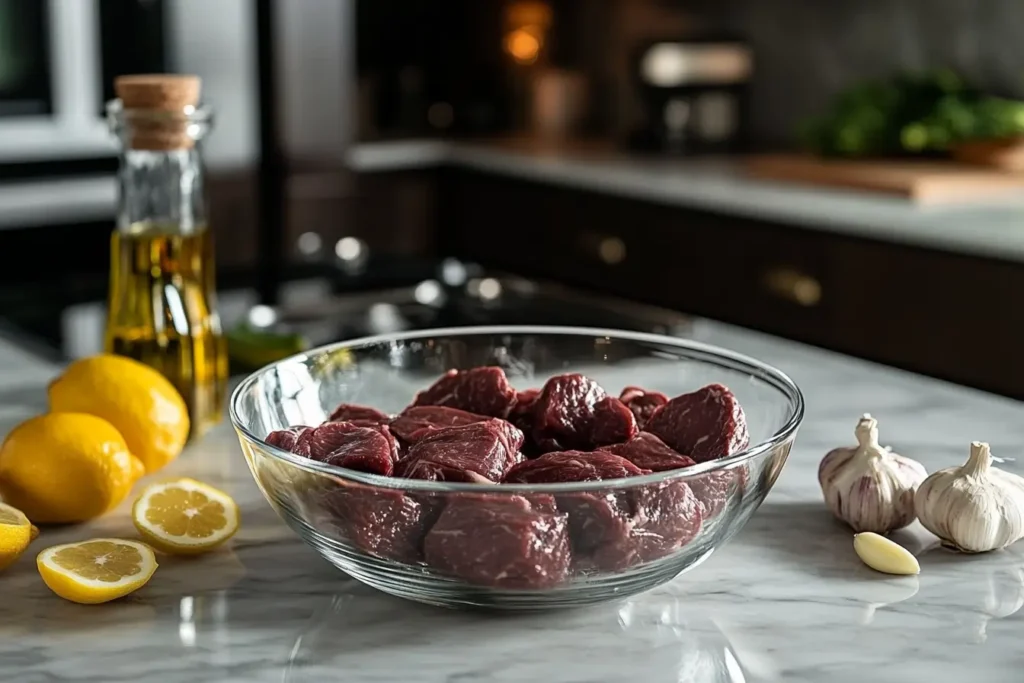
[132,478,240,555]
[0,413,144,523]
[0,502,32,570]
[37,539,157,604]
[48,354,189,473]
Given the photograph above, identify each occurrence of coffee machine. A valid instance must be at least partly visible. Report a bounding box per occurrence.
[628,36,752,155]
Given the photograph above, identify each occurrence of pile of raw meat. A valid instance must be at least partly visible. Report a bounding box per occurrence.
[265,367,750,589]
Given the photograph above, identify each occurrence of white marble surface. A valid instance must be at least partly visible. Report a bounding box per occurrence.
[350,138,1024,263]
[2,321,1024,682]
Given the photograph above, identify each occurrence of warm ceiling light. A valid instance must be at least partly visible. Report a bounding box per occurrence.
[506,1,552,28]
[506,28,541,65]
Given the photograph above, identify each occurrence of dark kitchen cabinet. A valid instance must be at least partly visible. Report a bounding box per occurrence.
[210,168,436,270]
[440,169,1024,399]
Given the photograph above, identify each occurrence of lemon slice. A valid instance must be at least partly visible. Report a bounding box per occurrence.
[37,539,158,604]
[0,502,32,570]
[132,478,240,555]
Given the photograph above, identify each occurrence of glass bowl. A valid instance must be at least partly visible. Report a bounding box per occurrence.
[230,326,803,609]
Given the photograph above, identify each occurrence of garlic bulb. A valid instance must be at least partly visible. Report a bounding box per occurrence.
[818,414,927,533]
[915,442,1024,553]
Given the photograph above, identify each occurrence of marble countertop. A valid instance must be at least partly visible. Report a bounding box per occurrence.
[3,320,1024,682]
[350,138,1024,264]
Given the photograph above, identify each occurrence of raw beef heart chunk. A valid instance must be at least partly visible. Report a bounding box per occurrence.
[327,403,390,426]
[687,469,739,520]
[396,419,524,483]
[389,405,488,445]
[411,367,517,418]
[619,387,669,429]
[265,426,309,451]
[602,432,735,520]
[508,389,540,433]
[592,397,641,447]
[644,383,749,462]
[504,451,645,559]
[601,432,697,472]
[293,421,398,475]
[503,450,645,484]
[591,480,703,571]
[531,374,637,452]
[323,483,428,563]
[424,494,570,589]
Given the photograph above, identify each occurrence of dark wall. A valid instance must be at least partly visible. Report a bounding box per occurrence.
[680,0,1024,145]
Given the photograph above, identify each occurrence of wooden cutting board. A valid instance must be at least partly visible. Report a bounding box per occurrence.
[744,153,1024,204]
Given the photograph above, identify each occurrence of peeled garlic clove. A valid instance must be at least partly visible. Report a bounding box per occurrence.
[818,414,927,533]
[853,532,921,575]
[915,442,1024,553]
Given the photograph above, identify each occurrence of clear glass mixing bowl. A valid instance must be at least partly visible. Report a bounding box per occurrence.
[230,326,803,609]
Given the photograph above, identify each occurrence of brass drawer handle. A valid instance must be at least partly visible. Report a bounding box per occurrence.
[579,233,627,265]
[762,267,822,307]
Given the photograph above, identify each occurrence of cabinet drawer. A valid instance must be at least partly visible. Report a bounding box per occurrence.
[833,241,1024,395]
[447,174,706,304]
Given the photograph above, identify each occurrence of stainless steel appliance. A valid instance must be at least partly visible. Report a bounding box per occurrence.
[628,36,752,154]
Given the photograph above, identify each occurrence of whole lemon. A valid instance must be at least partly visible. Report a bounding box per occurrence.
[48,354,189,473]
[0,413,144,523]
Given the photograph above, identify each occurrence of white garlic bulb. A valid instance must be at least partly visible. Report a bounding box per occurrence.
[818,414,927,533]
[915,442,1024,553]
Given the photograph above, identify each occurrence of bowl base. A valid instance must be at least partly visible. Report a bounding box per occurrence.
[291,510,719,610]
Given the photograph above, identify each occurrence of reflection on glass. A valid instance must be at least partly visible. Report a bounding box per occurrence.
[282,589,763,683]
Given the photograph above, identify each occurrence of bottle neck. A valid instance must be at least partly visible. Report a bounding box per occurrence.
[116,146,206,235]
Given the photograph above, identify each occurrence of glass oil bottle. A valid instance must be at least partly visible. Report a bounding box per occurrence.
[105,75,228,437]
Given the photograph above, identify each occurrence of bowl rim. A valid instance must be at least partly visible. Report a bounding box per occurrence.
[229,325,804,493]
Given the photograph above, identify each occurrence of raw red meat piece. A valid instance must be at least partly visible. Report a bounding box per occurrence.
[590,397,639,447]
[389,405,488,445]
[601,432,697,472]
[292,421,399,473]
[423,494,570,589]
[508,389,540,433]
[619,386,669,429]
[320,427,396,476]
[558,491,633,556]
[410,367,517,418]
[644,383,749,462]
[689,468,746,520]
[327,403,390,425]
[503,450,645,484]
[322,483,428,563]
[265,426,309,451]
[503,450,646,560]
[530,374,637,452]
[591,480,703,571]
[296,421,398,461]
[601,431,736,520]
[396,419,524,483]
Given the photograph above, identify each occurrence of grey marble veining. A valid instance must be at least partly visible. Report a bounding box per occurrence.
[2,320,1024,682]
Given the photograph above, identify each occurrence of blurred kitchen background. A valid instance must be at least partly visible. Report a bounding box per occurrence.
[3,0,1024,396]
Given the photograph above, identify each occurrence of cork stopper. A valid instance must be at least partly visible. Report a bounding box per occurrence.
[114,74,203,151]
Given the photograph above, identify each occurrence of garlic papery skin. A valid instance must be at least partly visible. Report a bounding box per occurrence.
[914,442,1024,553]
[818,414,927,533]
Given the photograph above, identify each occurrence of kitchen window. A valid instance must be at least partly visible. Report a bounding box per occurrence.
[0,0,166,166]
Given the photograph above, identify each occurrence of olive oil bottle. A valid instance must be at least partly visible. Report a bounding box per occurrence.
[105,76,227,437]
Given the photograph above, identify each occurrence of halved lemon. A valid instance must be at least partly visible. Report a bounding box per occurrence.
[132,478,240,555]
[37,539,158,604]
[0,502,32,570]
